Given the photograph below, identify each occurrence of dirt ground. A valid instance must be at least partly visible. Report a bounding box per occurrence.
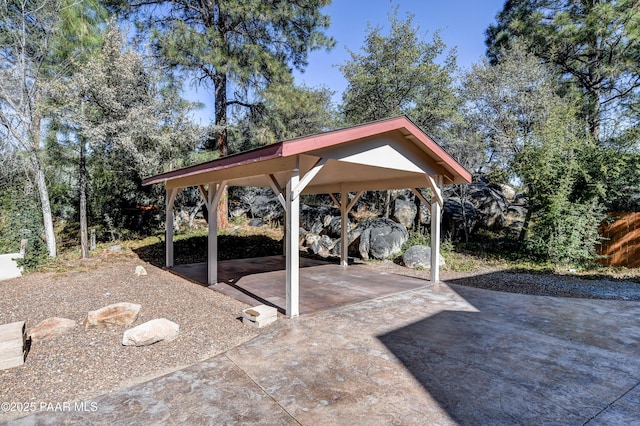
[0,249,261,422]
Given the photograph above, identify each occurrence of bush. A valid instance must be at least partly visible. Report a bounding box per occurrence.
[0,187,49,270]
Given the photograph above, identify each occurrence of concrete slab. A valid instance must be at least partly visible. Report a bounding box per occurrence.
[173,256,430,315]
[8,277,640,425]
[0,253,22,281]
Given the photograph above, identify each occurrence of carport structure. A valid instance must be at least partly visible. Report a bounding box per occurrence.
[143,116,471,317]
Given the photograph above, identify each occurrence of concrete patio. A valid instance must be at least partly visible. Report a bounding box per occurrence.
[9,268,640,425]
[172,255,430,315]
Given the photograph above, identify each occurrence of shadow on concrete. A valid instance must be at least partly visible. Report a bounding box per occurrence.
[377,279,640,424]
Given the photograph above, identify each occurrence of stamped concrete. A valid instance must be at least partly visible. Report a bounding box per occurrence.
[7,276,640,425]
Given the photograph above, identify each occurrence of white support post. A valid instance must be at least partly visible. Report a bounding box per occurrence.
[340,186,348,267]
[286,160,300,318]
[207,184,217,286]
[165,187,178,268]
[207,181,228,286]
[430,175,443,283]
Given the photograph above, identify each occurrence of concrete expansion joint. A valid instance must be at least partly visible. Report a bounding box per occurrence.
[582,379,640,425]
[224,353,302,425]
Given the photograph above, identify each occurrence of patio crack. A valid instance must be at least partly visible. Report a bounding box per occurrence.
[582,379,640,425]
[225,353,302,425]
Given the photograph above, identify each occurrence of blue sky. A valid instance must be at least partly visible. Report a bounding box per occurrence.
[189,0,506,123]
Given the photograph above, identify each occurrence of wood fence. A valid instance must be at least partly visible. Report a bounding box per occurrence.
[598,212,640,268]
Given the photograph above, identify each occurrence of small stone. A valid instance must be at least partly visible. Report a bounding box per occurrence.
[242,305,277,322]
[108,245,122,252]
[83,302,141,329]
[29,317,76,341]
[134,265,147,276]
[122,318,179,346]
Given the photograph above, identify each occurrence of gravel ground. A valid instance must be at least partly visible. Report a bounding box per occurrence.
[367,260,640,301]
[0,252,261,423]
[2,250,639,422]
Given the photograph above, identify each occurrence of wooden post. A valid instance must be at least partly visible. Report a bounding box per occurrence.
[430,175,443,283]
[166,188,177,268]
[206,181,228,286]
[340,186,348,267]
[286,160,300,318]
[208,184,217,286]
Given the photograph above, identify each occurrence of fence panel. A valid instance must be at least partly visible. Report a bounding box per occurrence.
[598,212,640,268]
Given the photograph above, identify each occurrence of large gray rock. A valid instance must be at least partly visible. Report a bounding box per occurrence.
[29,317,76,340]
[403,245,445,269]
[351,218,409,260]
[83,302,141,329]
[392,197,417,228]
[442,198,479,240]
[122,318,179,346]
[467,182,508,230]
[300,205,352,238]
[309,235,337,258]
[250,194,282,221]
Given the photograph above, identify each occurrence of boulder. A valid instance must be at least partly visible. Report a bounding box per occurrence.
[309,235,337,258]
[300,205,347,237]
[403,245,445,269]
[249,194,282,222]
[499,184,517,201]
[351,218,409,260]
[83,302,141,329]
[467,182,508,230]
[442,198,479,240]
[248,218,265,227]
[29,317,76,341]
[122,318,179,346]
[392,197,417,228]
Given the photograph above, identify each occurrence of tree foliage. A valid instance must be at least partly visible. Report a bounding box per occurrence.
[486,0,640,142]
[0,0,65,257]
[48,23,202,241]
[230,80,336,153]
[465,45,605,262]
[340,9,458,138]
[119,0,335,156]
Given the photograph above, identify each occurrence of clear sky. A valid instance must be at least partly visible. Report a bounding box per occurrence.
[188,0,506,123]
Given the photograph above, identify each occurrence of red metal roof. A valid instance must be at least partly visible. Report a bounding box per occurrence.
[143,116,472,188]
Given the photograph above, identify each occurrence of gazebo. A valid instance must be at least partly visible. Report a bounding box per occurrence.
[143,116,471,317]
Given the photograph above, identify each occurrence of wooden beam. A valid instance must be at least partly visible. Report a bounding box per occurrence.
[268,174,286,209]
[197,185,208,206]
[412,188,431,209]
[293,157,327,199]
[329,192,340,208]
[346,191,364,212]
[426,175,443,206]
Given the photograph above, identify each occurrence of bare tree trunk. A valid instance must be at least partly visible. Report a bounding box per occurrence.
[458,185,470,244]
[32,153,56,257]
[213,71,228,229]
[79,139,89,258]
